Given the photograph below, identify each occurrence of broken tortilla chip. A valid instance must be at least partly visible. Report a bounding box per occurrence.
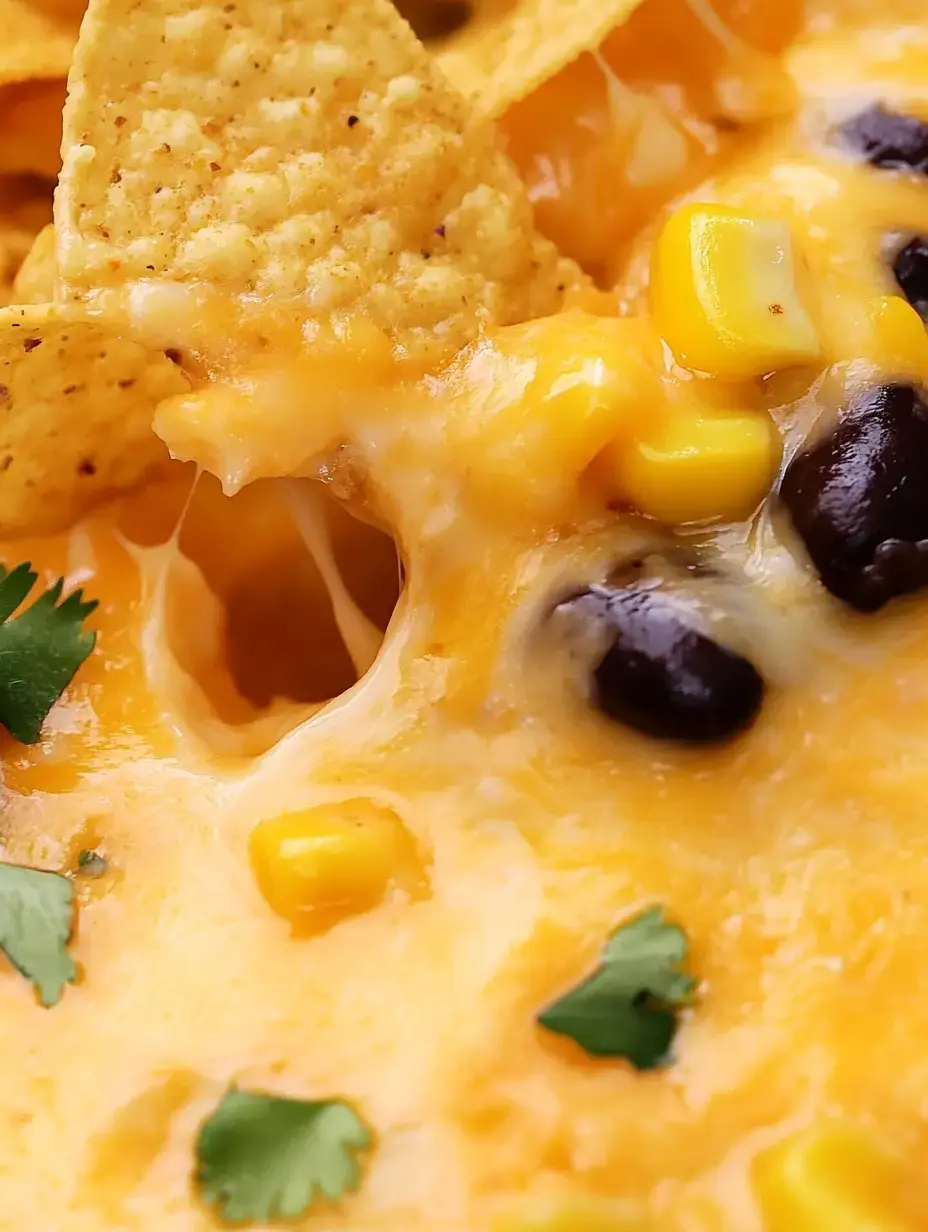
[437,0,646,117]
[13,222,55,303]
[55,0,577,369]
[0,304,188,534]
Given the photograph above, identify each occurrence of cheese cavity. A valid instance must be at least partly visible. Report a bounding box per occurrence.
[283,480,384,677]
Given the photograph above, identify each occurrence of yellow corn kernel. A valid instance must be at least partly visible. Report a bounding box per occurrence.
[754,1124,919,1232]
[607,408,780,525]
[869,295,928,374]
[651,203,821,379]
[249,800,417,929]
[493,1193,643,1232]
[447,311,665,516]
[822,293,928,375]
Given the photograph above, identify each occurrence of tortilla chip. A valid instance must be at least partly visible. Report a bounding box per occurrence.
[0,0,77,86]
[0,80,68,177]
[56,0,577,367]
[13,223,55,303]
[437,0,645,117]
[0,304,189,534]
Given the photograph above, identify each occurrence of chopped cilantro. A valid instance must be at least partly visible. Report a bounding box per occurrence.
[0,861,77,1006]
[537,906,696,1070]
[0,562,97,744]
[195,1088,372,1225]
[76,849,108,878]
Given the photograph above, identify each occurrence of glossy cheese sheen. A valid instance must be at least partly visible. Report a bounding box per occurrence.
[7,4,928,1232]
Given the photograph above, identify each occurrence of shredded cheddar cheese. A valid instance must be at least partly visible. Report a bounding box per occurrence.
[4,0,928,1229]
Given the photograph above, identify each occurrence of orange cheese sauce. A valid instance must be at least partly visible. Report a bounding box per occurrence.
[7,1,928,1230]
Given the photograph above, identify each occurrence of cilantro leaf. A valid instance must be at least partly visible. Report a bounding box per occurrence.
[537,906,696,1070]
[195,1088,372,1224]
[0,563,97,744]
[76,849,108,878]
[0,861,77,1006]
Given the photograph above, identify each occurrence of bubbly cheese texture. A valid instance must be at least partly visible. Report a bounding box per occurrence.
[8,1,928,1230]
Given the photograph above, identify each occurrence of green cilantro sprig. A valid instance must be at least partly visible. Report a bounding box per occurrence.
[0,862,77,1006]
[195,1088,372,1225]
[537,906,696,1070]
[0,562,97,744]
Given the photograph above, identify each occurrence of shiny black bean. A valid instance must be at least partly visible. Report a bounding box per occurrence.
[554,583,764,744]
[893,236,928,320]
[840,104,928,173]
[780,384,928,611]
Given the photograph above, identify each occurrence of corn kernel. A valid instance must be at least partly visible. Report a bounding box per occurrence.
[606,408,780,525]
[492,1193,643,1232]
[447,311,665,516]
[249,800,417,929]
[868,295,928,375]
[651,204,821,379]
[821,293,928,375]
[754,1124,919,1232]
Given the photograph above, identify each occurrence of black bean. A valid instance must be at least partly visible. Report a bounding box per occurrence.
[780,383,928,611]
[840,104,928,173]
[893,236,928,320]
[554,583,764,744]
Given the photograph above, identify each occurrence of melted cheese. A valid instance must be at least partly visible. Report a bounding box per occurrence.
[283,480,383,677]
[6,1,928,1229]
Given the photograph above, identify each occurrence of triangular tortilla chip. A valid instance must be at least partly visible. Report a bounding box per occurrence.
[56,0,576,367]
[0,303,188,534]
[438,0,645,117]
